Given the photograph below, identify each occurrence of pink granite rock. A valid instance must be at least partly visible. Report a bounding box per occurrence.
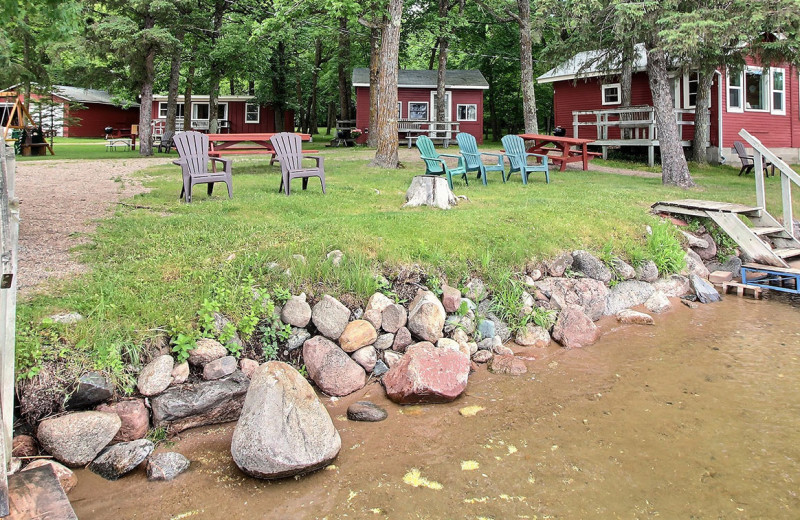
[382,342,470,404]
[303,336,366,396]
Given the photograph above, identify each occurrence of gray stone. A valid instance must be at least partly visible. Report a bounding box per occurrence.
[460,297,477,312]
[48,312,83,325]
[635,260,659,283]
[444,314,475,335]
[707,256,743,275]
[515,324,551,347]
[203,355,237,380]
[372,360,389,377]
[572,250,612,283]
[690,274,722,304]
[680,230,710,249]
[374,333,394,350]
[381,304,407,333]
[392,327,413,352]
[147,452,190,481]
[365,292,393,314]
[545,252,574,277]
[66,372,114,410]
[151,371,250,433]
[616,309,655,325]
[465,278,488,302]
[363,309,382,330]
[286,327,311,351]
[611,258,636,280]
[188,338,227,366]
[37,411,121,467]
[472,350,492,363]
[212,313,243,350]
[691,233,718,261]
[351,346,378,372]
[312,295,351,340]
[684,249,710,279]
[477,319,495,340]
[292,254,307,264]
[347,401,388,422]
[645,292,672,313]
[327,250,344,266]
[652,274,692,297]
[605,280,655,316]
[231,362,341,479]
[477,338,493,351]
[407,290,446,343]
[137,355,174,397]
[280,294,312,328]
[487,313,511,342]
[536,277,609,321]
[89,439,154,481]
[171,362,189,385]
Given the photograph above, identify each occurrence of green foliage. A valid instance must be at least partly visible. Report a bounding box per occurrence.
[645,221,687,275]
[376,275,401,304]
[272,286,292,305]
[425,274,443,297]
[530,306,557,330]
[170,329,198,364]
[489,273,531,334]
[259,321,291,362]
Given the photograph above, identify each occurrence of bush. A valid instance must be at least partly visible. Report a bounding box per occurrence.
[645,220,686,275]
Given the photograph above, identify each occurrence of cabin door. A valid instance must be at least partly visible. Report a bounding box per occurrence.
[430,91,452,138]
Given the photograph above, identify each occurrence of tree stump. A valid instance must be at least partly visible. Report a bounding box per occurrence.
[402,175,457,210]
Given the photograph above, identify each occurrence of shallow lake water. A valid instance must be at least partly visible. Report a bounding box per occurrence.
[69,295,800,519]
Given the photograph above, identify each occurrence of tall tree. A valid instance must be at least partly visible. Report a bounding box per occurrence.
[368,0,403,168]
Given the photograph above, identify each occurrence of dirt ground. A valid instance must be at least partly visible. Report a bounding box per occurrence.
[14,157,173,298]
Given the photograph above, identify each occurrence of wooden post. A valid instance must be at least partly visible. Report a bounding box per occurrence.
[754,151,766,209]
[572,112,578,138]
[781,172,793,236]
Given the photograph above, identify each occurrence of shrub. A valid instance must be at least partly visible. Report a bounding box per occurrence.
[645,220,686,275]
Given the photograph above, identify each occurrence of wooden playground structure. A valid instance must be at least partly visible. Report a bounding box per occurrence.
[1,92,54,156]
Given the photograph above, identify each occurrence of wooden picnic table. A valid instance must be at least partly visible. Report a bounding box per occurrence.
[206,133,315,171]
[518,134,598,172]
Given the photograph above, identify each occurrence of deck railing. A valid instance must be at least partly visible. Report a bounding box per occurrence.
[739,129,800,238]
[572,106,708,143]
[151,118,230,137]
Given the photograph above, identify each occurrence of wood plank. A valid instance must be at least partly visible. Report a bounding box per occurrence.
[654,199,761,214]
[743,263,800,275]
[752,226,786,236]
[706,212,788,268]
[774,248,800,259]
[6,465,77,520]
[651,204,709,218]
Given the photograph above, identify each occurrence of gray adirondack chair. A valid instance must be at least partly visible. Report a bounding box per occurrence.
[416,135,467,190]
[456,132,506,185]
[172,131,233,202]
[270,132,326,195]
[732,141,775,177]
[501,134,550,184]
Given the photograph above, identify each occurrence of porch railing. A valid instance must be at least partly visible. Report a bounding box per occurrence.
[572,106,708,143]
[151,118,230,137]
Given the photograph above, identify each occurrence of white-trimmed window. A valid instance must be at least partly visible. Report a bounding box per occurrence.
[408,102,428,120]
[245,103,260,123]
[683,72,699,109]
[457,104,477,121]
[744,68,768,111]
[770,67,786,115]
[192,102,228,120]
[726,70,743,112]
[158,102,184,118]
[601,83,621,105]
[397,102,402,119]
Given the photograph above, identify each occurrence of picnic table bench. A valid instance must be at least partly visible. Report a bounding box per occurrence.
[105,138,132,151]
[518,133,598,171]
[205,133,316,170]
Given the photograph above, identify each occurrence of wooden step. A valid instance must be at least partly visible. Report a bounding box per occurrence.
[6,465,77,519]
[751,226,786,236]
[774,248,800,259]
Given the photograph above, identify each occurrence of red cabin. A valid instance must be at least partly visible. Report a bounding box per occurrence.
[352,68,488,144]
[150,95,292,136]
[538,45,800,165]
[1,85,140,138]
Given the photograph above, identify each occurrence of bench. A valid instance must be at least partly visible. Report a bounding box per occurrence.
[105,139,131,151]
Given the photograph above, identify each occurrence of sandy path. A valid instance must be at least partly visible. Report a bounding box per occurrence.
[14,157,173,298]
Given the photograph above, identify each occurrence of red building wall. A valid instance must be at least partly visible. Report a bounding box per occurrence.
[355,86,485,144]
[64,101,139,137]
[150,100,292,133]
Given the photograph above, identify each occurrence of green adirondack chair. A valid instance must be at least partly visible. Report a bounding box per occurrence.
[455,132,506,185]
[416,135,468,189]
[501,134,550,184]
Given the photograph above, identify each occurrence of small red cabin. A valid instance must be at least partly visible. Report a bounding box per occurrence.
[1,85,139,137]
[352,68,488,143]
[538,45,800,164]
[150,95,292,136]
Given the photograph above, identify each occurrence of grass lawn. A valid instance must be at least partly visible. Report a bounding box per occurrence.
[15,135,800,390]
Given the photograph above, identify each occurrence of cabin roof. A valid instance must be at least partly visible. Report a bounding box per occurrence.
[352,68,489,89]
[537,44,648,84]
[52,85,139,107]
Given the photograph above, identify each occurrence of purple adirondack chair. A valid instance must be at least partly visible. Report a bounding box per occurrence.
[270,132,326,195]
[172,131,233,202]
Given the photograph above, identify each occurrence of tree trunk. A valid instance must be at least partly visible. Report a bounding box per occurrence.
[646,48,694,188]
[326,100,334,135]
[183,57,195,131]
[517,0,538,133]
[308,37,322,135]
[229,78,235,95]
[138,16,156,156]
[163,30,184,144]
[435,0,449,124]
[367,24,381,147]
[487,65,499,141]
[691,71,714,164]
[368,0,402,168]
[296,75,305,132]
[337,16,352,120]
[272,42,287,132]
[620,40,634,139]
[208,0,226,134]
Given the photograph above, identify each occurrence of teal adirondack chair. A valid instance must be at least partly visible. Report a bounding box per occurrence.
[501,134,550,184]
[455,132,506,185]
[416,135,468,189]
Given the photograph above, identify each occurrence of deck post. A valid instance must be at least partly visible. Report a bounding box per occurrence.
[781,172,793,236]
[595,113,601,140]
[572,112,578,138]
[754,151,766,209]
[648,145,654,167]
[602,146,607,160]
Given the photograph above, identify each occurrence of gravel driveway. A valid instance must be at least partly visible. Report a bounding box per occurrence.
[14,157,173,298]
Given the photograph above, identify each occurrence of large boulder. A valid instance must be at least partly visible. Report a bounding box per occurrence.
[280,294,312,328]
[515,324,551,347]
[381,304,407,333]
[89,439,154,481]
[151,371,250,433]
[536,277,609,321]
[96,399,149,443]
[65,372,114,410]
[645,292,672,313]
[188,338,227,366]
[635,260,659,283]
[37,411,121,467]
[338,320,377,353]
[691,232,718,261]
[544,252,574,277]
[147,452,191,481]
[552,304,601,349]
[571,250,612,283]
[407,290,446,343]
[652,274,692,297]
[137,355,174,397]
[231,362,341,479]
[382,342,470,404]
[311,295,351,340]
[604,280,655,316]
[683,249,710,279]
[616,309,655,325]
[303,336,366,396]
